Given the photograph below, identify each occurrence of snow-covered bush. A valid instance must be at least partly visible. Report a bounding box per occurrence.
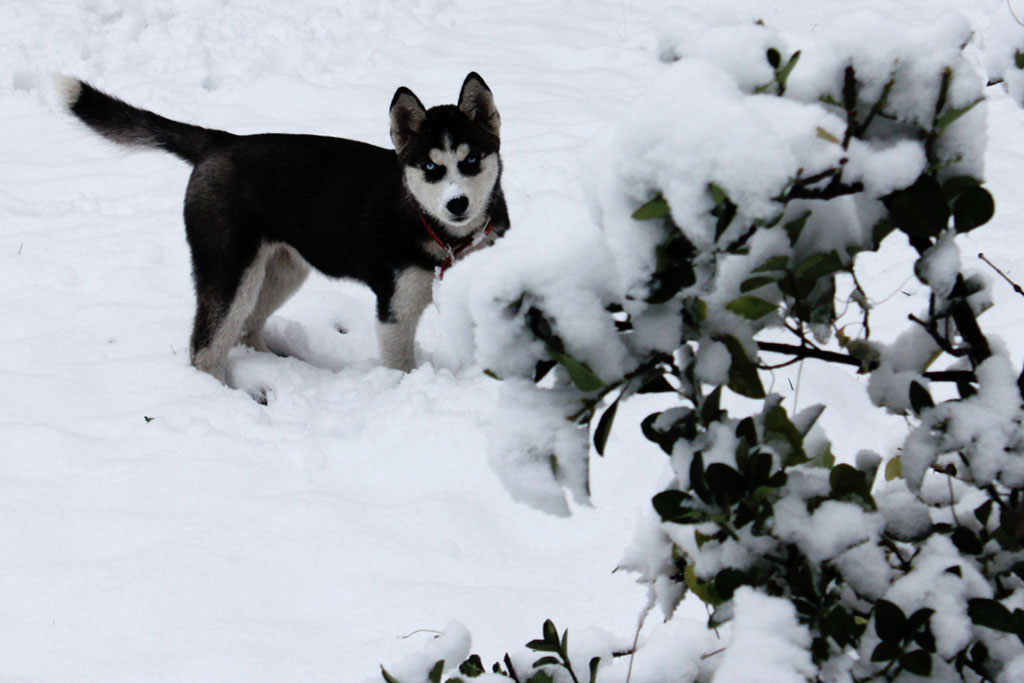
[389,10,1024,683]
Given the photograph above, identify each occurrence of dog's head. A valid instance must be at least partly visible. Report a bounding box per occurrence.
[390,73,502,236]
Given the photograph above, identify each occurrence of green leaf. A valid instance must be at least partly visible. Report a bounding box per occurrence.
[830,463,876,509]
[871,639,901,663]
[775,50,801,92]
[748,451,774,488]
[593,396,619,456]
[637,375,674,394]
[588,657,600,683]
[935,97,982,135]
[765,405,808,466]
[720,335,766,399]
[690,452,711,504]
[684,564,722,606]
[815,127,840,144]
[885,456,903,481]
[942,175,981,203]
[632,195,670,221]
[726,295,777,321]
[429,660,446,683]
[975,499,994,528]
[532,657,560,668]
[900,650,933,677]
[792,403,825,436]
[766,48,781,68]
[913,629,936,654]
[705,463,746,506]
[968,598,1017,634]
[526,640,559,654]
[953,186,994,233]
[1016,49,1024,69]
[695,529,716,549]
[1014,608,1024,644]
[533,359,556,383]
[736,417,758,450]
[713,199,737,241]
[784,212,810,246]
[542,620,559,647]
[793,251,844,280]
[875,600,907,642]
[647,228,697,303]
[459,655,486,677]
[872,216,896,247]
[951,527,984,555]
[740,276,777,293]
[907,607,935,634]
[548,350,605,392]
[651,490,705,524]
[752,255,789,273]
[382,666,403,683]
[909,381,934,415]
[710,183,728,206]
[527,671,555,683]
[700,386,723,426]
[885,174,949,239]
[695,298,708,323]
[713,567,747,601]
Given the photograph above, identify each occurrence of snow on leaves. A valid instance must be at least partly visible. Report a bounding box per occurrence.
[424,8,1024,683]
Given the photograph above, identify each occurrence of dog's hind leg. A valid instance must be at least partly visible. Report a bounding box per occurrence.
[376,267,435,372]
[191,245,274,383]
[240,245,310,352]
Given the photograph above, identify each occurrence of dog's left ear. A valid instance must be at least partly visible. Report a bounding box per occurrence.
[458,72,500,137]
[390,87,427,153]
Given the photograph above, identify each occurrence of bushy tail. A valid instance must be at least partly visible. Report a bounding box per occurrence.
[58,76,230,164]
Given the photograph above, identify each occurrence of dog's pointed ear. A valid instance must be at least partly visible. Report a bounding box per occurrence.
[390,87,427,153]
[458,72,500,137]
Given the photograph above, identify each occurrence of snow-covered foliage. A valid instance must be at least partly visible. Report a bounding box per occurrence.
[403,9,1024,683]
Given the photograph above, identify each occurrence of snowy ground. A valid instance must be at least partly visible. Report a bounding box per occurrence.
[3,0,1024,681]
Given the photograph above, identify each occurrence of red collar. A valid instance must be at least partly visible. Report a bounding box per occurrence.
[418,211,494,279]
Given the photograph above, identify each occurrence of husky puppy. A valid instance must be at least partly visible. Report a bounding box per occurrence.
[60,73,508,383]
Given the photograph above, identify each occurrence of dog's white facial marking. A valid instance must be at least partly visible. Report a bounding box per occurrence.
[403,140,499,237]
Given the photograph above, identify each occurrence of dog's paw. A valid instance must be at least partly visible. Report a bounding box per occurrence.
[248,385,273,405]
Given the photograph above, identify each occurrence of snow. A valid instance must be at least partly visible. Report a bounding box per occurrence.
[773,498,883,565]
[711,587,816,683]
[877,535,991,660]
[6,0,1024,681]
[876,484,933,542]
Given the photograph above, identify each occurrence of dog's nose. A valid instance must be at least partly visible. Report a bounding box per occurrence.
[446,196,469,216]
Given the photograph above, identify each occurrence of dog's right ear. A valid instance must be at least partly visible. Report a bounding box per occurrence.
[390,87,427,153]
[458,72,500,138]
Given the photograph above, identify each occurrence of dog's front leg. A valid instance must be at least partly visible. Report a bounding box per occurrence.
[376,267,435,371]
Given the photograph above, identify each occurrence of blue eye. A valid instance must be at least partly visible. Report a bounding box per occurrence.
[424,162,437,171]
[466,156,478,164]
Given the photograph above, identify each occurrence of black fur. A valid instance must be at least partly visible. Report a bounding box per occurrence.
[63,75,508,380]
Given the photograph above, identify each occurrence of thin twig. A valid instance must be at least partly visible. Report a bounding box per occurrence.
[1009,0,1024,28]
[700,647,727,661]
[849,267,872,339]
[624,615,645,683]
[979,252,1024,299]
[907,314,966,358]
[397,629,443,640]
[948,474,961,526]
[757,340,976,383]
